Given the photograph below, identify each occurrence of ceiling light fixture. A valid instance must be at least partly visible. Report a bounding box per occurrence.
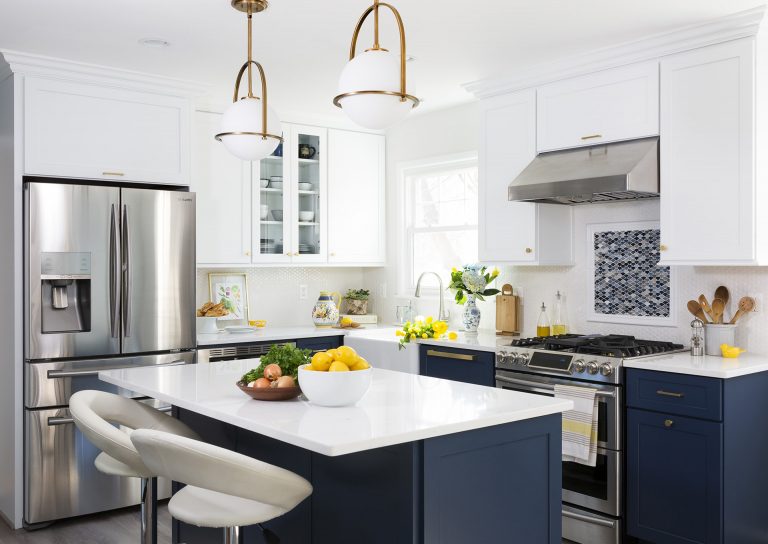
[333,0,420,130]
[215,0,282,161]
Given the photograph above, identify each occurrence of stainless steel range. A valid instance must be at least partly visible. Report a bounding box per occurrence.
[495,334,686,544]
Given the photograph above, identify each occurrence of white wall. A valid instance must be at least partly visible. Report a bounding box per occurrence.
[196,267,368,326]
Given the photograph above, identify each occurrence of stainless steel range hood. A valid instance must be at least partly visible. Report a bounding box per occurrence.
[508,137,659,205]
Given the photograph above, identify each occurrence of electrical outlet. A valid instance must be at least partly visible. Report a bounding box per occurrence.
[380,283,387,299]
[299,284,308,300]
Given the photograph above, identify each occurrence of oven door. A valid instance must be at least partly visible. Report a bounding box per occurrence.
[495,370,622,518]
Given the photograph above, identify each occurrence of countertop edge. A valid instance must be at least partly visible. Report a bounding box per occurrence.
[623,358,768,379]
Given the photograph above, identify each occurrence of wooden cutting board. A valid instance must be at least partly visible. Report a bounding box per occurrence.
[496,284,519,336]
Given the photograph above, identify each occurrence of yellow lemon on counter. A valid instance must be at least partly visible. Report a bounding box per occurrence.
[335,345,358,366]
[350,358,370,371]
[329,361,350,372]
[325,348,339,360]
[311,352,333,371]
[341,316,353,326]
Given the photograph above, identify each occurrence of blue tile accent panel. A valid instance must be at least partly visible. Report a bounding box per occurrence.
[593,229,670,317]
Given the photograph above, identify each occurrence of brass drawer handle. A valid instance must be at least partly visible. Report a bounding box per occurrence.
[102,171,125,176]
[525,247,533,254]
[656,389,684,398]
[580,134,603,141]
[659,244,668,252]
[664,419,674,428]
[427,349,475,361]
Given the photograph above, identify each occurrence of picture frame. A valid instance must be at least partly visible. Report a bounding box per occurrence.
[586,221,676,327]
[208,273,250,321]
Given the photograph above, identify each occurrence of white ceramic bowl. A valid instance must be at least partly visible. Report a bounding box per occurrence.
[298,182,313,191]
[260,179,269,188]
[270,181,283,190]
[298,211,315,222]
[271,209,283,221]
[298,365,372,407]
[196,316,219,334]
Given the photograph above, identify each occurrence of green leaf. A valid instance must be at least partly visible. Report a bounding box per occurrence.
[454,290,464,304]
[483,288,501,296]
[475,293,485,301]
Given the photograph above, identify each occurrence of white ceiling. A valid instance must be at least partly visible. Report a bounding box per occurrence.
[0,0,764,121]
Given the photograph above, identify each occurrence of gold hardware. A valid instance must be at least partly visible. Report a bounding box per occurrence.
[102,171,124,177]
[581,134,603,140]
[285,252,290,256]
[330,252,336,257]
[656,390,684,398]
[427,349,475,361]
[664,419,674,428]
[245,251,251,256]
[525,247,533,254]
[659,244,668,252]
[332,0,420,111]
[230,0,268,13]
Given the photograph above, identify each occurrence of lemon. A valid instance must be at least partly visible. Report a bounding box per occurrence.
[350,358,370,371]
[328,361,350,372]
[341,316,353,325]
[335,345,358,366]
[311,352,333,371]
[325,348,339,360]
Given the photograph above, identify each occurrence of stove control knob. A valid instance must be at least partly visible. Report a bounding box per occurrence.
[573,359,586,373]
[517,353,530,366]
[586,361,600,375]
[496,351,509,364]
[600,363,614,377]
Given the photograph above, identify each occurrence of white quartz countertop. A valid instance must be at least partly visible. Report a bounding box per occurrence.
[99,361,571,456]
[419,331,516,353]
[197,326,348,346]
[624,351,768,379]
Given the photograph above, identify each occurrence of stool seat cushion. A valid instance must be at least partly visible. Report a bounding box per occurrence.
[169,486,288,528]
[94,451,140,478]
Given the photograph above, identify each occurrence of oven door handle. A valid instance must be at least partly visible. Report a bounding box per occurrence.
[47,360,188,379]
[495,374,616,398]
[562,509,617,528]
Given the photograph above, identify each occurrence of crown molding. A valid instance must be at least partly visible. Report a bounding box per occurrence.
[0,49,211,97]
[464,6,766,99]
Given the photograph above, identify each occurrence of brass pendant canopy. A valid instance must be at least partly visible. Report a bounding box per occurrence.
[231,0,268,14]
[333,0,420,110]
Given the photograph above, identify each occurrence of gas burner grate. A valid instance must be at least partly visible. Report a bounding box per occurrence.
[511,334,684,358]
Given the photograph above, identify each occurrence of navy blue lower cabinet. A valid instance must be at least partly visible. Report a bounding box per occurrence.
[419,346,495,387]
[296,335,343,353]
[627,408,722,544]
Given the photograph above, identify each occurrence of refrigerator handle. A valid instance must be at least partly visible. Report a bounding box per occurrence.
[122,204,132,338]
[109,204,120,338]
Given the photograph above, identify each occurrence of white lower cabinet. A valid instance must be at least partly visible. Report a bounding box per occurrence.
[479,90,573,265]
[24,76,190,184]
[327,130,385,265]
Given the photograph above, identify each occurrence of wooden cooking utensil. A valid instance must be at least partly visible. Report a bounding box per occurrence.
[729,296,756,324]
[687,300,709,323]
[711,298,725,324]
[698,295,715,322]
[714,285,730,307]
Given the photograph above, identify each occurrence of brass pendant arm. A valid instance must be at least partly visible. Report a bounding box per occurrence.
[348,2,408,100]
[232,60,278,141]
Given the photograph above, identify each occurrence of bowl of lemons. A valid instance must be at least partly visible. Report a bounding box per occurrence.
[298,345,371,407]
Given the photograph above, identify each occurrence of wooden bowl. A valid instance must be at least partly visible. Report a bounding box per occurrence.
[236,381,302,401]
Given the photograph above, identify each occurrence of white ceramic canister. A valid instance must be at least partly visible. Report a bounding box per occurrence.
[704,323,738,356]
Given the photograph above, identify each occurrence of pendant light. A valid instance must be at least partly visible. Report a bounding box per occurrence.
[333,0,420,130]
[215,0,282,161]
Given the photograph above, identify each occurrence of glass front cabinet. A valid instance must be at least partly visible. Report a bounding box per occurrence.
[253,124,327,264]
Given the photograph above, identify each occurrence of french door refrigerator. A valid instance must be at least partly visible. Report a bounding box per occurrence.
[23,180,196,525]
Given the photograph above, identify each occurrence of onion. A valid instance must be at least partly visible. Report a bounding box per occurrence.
[254,378,271,389]
[264,364,282,381]
[247,381,256,388]
[270,379,280,388]
[276,375,295,388]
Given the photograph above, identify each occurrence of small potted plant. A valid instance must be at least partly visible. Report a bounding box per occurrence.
[344,289,370,315]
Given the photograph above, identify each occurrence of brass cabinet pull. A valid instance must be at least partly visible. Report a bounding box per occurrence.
[664,419,674,428]
[427,349,475,361]
[102,171,125,176]
[244,250,251,256]
[659,244,668,252]
[525,247,533,254]
[656,389,684,398]
[580,134,603,140]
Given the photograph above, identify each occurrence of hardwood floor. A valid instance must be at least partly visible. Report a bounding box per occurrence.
[0,505,172,544]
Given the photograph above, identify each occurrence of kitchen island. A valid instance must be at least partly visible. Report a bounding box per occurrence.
[100,361,571,544]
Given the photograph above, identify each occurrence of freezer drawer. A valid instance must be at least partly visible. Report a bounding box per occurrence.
[24,405,172,524]
[25,352,195,409]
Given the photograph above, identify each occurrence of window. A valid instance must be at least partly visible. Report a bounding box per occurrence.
[400,154,478,293]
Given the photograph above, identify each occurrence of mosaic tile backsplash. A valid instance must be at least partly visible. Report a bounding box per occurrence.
[593,229,670,317]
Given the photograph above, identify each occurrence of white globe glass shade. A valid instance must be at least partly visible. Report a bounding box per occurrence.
[219,97,281,161]
[337,49,413,130]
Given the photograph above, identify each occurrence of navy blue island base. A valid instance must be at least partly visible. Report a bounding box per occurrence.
[172,408,562,544]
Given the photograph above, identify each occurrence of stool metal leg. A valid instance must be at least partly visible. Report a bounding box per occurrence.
[224,526,241,544]
[140,477,158,544]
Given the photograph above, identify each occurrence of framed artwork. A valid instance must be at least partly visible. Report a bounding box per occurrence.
[586,221,676,327]
[208,273,250,321]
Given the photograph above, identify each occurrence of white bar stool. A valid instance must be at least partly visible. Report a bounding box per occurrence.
[69,390,199,544]
[131,428,313,544]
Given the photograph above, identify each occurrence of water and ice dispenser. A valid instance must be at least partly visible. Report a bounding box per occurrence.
[40,252,92,333]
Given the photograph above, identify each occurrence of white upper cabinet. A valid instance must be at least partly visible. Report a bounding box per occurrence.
[191,111,252,265]
[537,61,659,152]
[659,38,759,265]
[327,129,386,265]
[479,90,573,265]
[24,77,190,184]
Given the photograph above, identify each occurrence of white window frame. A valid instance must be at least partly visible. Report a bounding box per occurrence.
[396,151,479,298]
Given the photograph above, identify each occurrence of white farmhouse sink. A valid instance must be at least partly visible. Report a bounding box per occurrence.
[344,327,419,375]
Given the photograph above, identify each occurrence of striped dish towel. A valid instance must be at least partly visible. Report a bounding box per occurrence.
[554,384,598,467]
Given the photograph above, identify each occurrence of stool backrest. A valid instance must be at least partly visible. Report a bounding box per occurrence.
[131,429,313,511]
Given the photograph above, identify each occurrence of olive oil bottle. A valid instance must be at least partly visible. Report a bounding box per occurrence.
[536,303,551,337]
[552,291,568,336]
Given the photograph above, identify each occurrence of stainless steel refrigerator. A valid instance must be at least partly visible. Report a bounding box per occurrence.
[23,180,196,525]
